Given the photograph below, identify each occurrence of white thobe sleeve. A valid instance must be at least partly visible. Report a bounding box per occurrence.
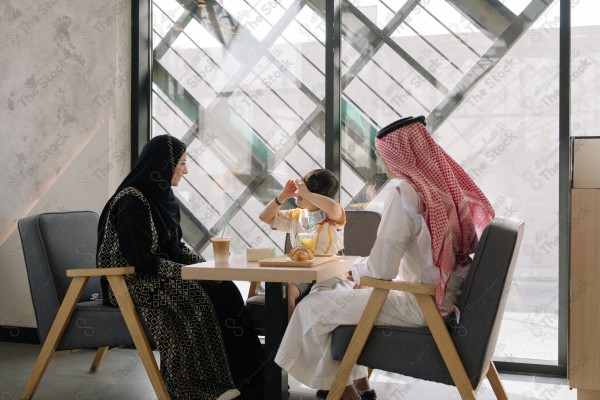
[351,188,416,285]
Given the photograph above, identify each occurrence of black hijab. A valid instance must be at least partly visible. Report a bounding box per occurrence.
[98,135,187,260]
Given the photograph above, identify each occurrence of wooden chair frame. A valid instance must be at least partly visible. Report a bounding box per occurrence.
[248,281,261,298]
[21,267,169,400]
[326,276,508,400]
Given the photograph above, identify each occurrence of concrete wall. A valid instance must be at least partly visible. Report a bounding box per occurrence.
[0,0,131,329]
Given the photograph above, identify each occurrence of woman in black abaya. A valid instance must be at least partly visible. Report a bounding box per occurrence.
[96,134,264,399]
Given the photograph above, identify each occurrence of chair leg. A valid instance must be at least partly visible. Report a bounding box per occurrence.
[486,361,508,400]
[89,346,109,372]
[327,288,390,400]
[248,281,260,298]
[415,294,477,400]
[107,275,170,400]
[21,276,89,400]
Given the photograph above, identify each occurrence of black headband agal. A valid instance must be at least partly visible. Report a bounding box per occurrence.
[376,115,426,139]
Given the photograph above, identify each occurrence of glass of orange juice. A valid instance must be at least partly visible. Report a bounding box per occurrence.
[298,232,317,253]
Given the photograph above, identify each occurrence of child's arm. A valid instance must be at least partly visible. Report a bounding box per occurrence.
[259,179,297,227]
[294,179,344,223]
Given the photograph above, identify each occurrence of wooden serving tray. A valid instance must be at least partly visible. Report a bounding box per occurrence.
[258,254,337,268]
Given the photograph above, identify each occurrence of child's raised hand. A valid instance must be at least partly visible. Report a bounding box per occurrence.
[294,178,310,197]
[279,179,297,200]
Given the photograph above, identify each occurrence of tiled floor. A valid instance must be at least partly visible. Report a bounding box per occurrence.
[0,342,576,400]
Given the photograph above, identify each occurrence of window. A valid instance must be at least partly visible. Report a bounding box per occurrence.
[145,0,572,372]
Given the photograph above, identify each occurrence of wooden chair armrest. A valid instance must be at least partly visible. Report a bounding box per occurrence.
[66,267,136,277]
[360,276,436,295]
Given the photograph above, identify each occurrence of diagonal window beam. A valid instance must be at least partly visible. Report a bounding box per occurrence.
[428,0,553,131]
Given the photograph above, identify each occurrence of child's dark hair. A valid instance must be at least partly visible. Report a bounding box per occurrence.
[302,169,339,199]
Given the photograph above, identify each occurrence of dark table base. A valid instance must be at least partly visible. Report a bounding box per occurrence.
[264,282,289,400]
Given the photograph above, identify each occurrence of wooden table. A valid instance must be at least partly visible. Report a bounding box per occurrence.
[181,255,359,400]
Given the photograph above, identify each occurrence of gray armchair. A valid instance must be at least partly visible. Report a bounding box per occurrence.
[341,210,381,258]
[18,211,167,399]
[328,217,524,400]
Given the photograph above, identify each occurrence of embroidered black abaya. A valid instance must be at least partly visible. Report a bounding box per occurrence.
[96,135,265,399]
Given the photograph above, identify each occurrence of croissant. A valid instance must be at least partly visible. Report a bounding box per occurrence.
[289,245,314,261]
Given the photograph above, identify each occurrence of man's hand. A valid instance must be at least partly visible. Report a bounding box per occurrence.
[346,274,364,289]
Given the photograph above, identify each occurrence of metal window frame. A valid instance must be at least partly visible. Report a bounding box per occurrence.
[134,0,570,378]
[557,0,570,377]
[132,0,152,166]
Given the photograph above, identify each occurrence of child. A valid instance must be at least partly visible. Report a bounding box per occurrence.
[259,169,352,319]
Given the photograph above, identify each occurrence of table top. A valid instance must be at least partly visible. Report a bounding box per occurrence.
[181,255,360,283]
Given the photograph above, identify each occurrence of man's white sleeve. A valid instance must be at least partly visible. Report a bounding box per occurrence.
[351,189,414,285]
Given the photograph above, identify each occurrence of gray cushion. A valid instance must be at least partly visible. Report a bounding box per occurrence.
[343,211,381,257]
[19,211,154,349]
[58,301,136,350]
[332,324,454,385]
[19,211,101,343]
